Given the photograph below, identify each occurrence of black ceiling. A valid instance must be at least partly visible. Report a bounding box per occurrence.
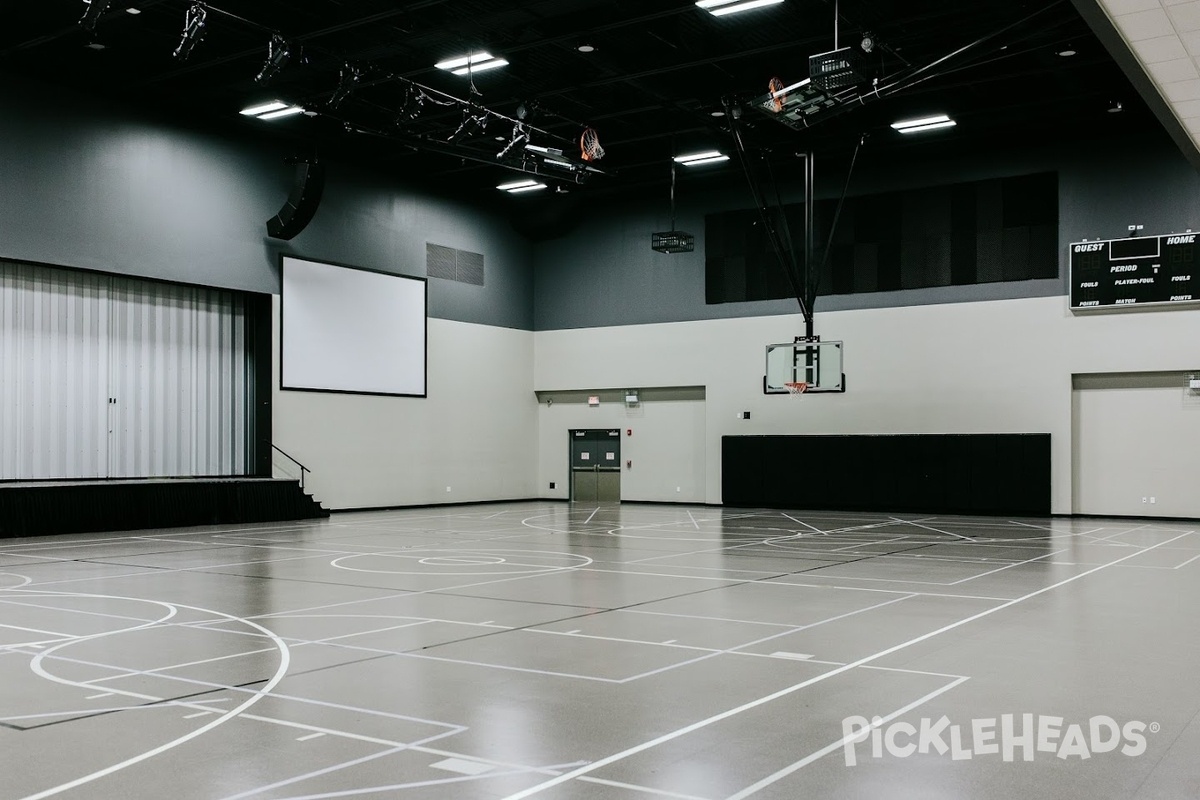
[0,0,1160,204]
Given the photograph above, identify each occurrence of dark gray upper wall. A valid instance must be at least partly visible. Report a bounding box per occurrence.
[533,133,1200,331]
[0,75,533,330]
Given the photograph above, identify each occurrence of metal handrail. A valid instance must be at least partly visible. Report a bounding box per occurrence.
[264,441,311,490]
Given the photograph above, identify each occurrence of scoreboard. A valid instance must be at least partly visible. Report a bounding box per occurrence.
[1070,233,1200,311]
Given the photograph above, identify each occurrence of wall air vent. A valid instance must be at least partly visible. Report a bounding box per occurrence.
[426,243,485,286]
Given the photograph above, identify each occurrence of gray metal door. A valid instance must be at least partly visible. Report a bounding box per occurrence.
[572,469,599,502]
[569,429,621,502]
[596,470,621,502]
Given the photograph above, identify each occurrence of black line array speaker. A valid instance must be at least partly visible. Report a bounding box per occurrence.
[267,159,325,240]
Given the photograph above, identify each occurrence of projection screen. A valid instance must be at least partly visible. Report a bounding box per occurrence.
[281,256,427,397]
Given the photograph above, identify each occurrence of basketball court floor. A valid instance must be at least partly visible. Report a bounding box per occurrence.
[1,502,1198,799]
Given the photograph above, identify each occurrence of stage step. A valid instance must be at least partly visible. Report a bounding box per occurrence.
[0,478,329,539]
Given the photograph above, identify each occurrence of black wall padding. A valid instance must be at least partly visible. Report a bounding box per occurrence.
[722,434,1051,515]
[267,160,325,240]
[0,479,329,538]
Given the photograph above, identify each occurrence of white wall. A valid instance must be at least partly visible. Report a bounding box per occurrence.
[1073,374,1200,517]
[533,296,1200,514]
[273,299,537,510]
[534,390,706,503]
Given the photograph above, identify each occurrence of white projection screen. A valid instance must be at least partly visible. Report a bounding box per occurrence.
[281,257,427,397]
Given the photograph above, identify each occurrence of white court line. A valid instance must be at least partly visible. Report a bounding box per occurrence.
[397,651,622,684]
[724,676,970,799]
[887,518,974,542]
[584,508,600,525]
[183,711,214,719]
[297,732,326,742]
[17,591,292,800]
[577,776,713,800]
[619,595,916,684]
[947,549,1067,585]
[499,531,1192,799]
[0,622,74,638]
[686,511,701,530]
[1177,553,1200,569]
[218,745,408,800]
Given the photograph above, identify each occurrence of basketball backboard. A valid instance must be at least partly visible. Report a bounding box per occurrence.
[764,340,845,394]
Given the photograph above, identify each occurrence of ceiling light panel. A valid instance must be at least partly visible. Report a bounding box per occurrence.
[891,114,953,130]
[257,106,306,120]
[240,101,288,116]
[674,151,730,165]
[451,58,509,76]
[436,52,508,75]
[696,0,785,17]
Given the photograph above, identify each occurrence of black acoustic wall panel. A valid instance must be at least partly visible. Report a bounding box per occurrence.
[267,160,325,241]
[722,434,1051,515]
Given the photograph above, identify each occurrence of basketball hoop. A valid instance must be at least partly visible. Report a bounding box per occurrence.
[784,381,809,395]
[581,127,605,162]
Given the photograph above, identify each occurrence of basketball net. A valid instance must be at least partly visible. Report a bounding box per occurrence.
[581,127,605,162]
[784,381,809,395]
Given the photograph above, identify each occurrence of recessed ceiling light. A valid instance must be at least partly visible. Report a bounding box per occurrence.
[240,101,288,117]
[85,42,106,50]
[1108,100,1124,114]
[125,7,141,14]
[696,0,785,17]
[891,114,956,134]
[577,44,596,53]
[1058,48,1076,57]
[256,105,306,121]
[711,110,726,117]
[674,150,731,166]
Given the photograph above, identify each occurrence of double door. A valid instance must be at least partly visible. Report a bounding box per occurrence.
[570,429,621,502]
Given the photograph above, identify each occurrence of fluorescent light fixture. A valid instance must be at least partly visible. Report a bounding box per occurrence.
[497,179,547,193]
[895,119,957,134]
[435,52,493,70]
[437,52,508,75]
[696,0,785,16]
[257,105,306,120]
[452,58,508,76]
[126,7,141,13]
[891,114,954,131]
[240,100,288,116]
[674,150,731,166]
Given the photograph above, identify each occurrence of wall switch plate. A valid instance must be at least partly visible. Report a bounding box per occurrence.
[550,482,556,490]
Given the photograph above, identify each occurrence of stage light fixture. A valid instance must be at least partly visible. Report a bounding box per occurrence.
[448,111,486,143]
[497,125,528,160]
[861,31,876,53]
[256,34,295,84]
[329,64,363,109]
[173,3,208,61]
[394,87,425,125]
[80,0,114,33]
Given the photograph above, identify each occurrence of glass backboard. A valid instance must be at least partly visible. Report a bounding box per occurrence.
[765,340,845,394]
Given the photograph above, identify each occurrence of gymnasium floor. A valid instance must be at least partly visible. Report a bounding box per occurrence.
[1,503,1198,800]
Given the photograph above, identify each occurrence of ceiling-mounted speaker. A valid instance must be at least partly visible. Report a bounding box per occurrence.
[267,159,325,240]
